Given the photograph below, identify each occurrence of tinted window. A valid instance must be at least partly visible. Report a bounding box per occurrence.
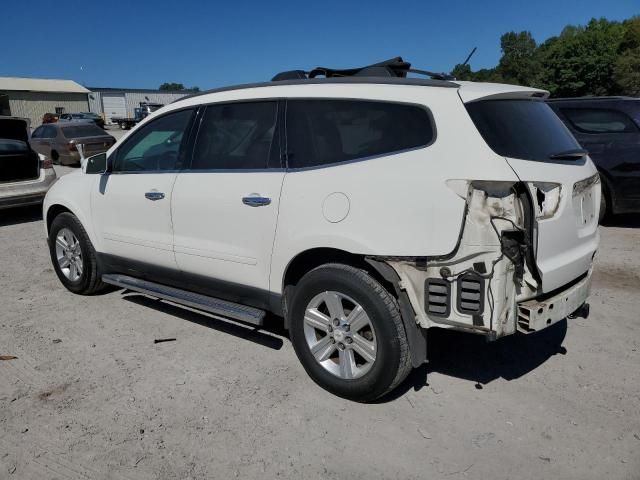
[191,102,278,170]
[31,127,43,138]
[114,109,194,172]
[61,125,105,138]
[561,108,638,134]
[466,100,581,162]
[42,126,57,139]
[286,100,433,168]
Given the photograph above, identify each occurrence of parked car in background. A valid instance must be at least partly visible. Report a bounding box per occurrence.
[42,112,59,124]
[30,122,115,166]
[43,58,599,401]
[548,97,640,221]
[60,112,105,129]
[0,116,56,209]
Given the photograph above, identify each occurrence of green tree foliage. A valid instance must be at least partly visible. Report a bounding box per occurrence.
[456,16,640,97]
[159,82,186,91]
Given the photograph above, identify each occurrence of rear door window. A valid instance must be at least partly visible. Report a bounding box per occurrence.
[560,108,639,134]
[61,125,105,138]
[43,126,57,139]
[190,101,279,170]
[466,99,581,162]
[286,100,434,168]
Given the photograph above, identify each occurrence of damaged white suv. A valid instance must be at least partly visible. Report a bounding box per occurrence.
[43,59,599,401]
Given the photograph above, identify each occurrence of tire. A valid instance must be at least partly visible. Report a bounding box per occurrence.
[120,122,127,130]
[51,150,59,164]
[599,184,609,224]
[289,263,412,402]
[48,212,105,295]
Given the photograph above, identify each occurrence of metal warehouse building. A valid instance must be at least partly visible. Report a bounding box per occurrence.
[0,77,90,127]
[88,88,191,123]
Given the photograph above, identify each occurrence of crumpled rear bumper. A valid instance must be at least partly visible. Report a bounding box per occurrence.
[517,268,592,333]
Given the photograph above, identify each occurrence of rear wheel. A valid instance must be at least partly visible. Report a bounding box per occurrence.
[48,212,105,295]
[289,263,412,402]
[51,150,59,164]
[599,183,610,224]
[120,122,127,130]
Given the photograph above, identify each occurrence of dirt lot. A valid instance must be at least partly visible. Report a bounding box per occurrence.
[0,163,639,478]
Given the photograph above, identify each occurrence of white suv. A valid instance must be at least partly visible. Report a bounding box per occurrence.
[44,60,600,401]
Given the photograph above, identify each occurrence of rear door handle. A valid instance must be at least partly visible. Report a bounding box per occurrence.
[242,195,271,207]
[145,191,165,201]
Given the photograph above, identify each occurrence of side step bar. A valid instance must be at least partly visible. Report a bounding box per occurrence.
[102,274,265,326]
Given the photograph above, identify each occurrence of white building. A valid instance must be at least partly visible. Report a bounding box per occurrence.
[0,77,90,127]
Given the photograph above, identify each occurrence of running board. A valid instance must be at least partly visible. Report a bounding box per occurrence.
[102,274,265,326]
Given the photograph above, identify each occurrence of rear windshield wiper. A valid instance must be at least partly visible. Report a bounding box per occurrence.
[548,149,588,160]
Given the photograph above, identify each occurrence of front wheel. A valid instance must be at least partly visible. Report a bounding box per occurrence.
[48,212,105,295]
[289,264,412,402]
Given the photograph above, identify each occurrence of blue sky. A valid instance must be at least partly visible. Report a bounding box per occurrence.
[2,0,637,90]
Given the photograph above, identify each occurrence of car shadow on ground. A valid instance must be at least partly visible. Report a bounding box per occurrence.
[122,293,285,350]
[602,213,640,228]
[377,320,568,403]
[0,204,43,227]
[122,291,569,403]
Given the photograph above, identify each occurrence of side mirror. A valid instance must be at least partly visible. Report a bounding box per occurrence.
[85,152,108,174]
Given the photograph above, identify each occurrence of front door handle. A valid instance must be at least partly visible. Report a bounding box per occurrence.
[145,191,165,201]
[242,195,271,207]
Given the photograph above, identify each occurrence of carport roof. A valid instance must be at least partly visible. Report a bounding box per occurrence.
[0,77,89,93]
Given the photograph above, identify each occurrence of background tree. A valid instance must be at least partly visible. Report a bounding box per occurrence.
[613,17,640,96]
[496,31,539,86]
[159,82,186,91]
[451,16,639,98]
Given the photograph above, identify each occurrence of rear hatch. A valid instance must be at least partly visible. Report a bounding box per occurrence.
[59,124,114,157]
[463,91,599,293]
[0,117,40,183]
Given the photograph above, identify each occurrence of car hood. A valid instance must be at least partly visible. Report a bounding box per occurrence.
[0,117,30,143]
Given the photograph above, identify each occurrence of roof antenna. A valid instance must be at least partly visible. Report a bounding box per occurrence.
[461,47,477,68]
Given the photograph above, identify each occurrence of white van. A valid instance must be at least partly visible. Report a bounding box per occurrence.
[43,59,599,401]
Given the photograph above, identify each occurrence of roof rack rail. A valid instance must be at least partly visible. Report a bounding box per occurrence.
[271,56,455,82]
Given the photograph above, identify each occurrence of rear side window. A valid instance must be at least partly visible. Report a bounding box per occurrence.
[61,125,104,138]
[560,108,638,134]
[191,101,278,170]
[466,100,581,162]
[42,126,57,139]
[286,100,434,168]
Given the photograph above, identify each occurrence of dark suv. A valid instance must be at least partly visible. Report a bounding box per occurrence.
[547,97,640,220]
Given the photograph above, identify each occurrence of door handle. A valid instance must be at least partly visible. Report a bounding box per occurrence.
[145,191,165,201]
[242,195,271,207]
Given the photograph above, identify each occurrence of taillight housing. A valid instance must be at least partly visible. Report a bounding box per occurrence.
[528,182,562,220]
[38,153,53,169]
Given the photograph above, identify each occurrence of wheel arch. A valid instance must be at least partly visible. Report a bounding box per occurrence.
[46,204,73,234]
[282,248,393,296]
[280,248,427,367]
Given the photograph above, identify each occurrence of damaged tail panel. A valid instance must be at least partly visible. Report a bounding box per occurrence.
[384,178,594,340]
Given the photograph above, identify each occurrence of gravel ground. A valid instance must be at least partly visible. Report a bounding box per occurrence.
[0,163,638,479]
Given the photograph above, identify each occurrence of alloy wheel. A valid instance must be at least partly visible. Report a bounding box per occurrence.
[303,291,377,379]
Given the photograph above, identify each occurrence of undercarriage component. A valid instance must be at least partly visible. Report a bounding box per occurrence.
[517,271,592,332]
[425,278,450,317]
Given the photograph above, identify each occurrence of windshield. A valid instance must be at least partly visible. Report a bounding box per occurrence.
[466,99,581,162]
[0,139,28,152]
[61,125,105,138]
